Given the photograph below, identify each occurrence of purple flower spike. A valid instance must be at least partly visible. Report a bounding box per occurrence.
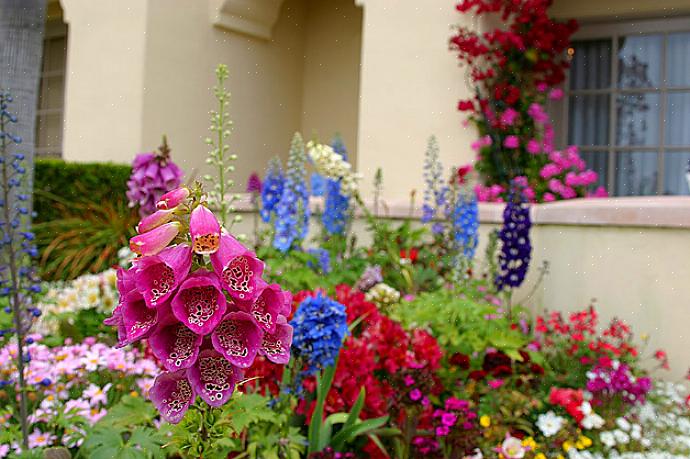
[149,370,195,424]
[187,349,238,407]
[127,144,184,218]
[134,244,192,308]
[259,316,293,365]
[171,270,227,335]
[190,205,221,255]
[122,291,158,344]
[149,321,203,372]
[239,280,284,334]
[210,234,264,302]
[211,311,262,369]
[129,222,181,256]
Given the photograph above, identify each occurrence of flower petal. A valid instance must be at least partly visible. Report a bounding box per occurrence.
[137,209,176,234]
[149,321,203,371]
[171,270,227,335]
[129,222,181,256]
[122,291,158,343]
[186,349,238,407]
[190,205,221,255]
[210,234,264,302]
[134,244,192,308]
[238,281,284,334]
[259,315,292,365]
[211,311,262,368]
[157,187,190,210]
[149,370,195,424]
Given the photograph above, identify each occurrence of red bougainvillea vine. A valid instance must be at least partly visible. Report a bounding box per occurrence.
[450,0,607,202]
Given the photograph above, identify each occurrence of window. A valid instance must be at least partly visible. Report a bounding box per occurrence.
[565,19,690,196]
[36,20,67,159]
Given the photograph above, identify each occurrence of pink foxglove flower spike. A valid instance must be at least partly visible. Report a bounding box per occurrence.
[134,244,192,308]
[149,320,203,372]
[157,186,190,210]
[149,370,195,424]
[258,315,293,365]
[171,270,227,335]
[121,290,159,344]
[211,233,264,302]
[187,349,239,407]
[190,205,221,255]
[211,311,262,368]
[238,280,285,334]
[137,208,177,234]
[130,222,181,256]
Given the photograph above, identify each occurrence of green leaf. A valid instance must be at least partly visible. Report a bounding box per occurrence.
[331,416,389,451]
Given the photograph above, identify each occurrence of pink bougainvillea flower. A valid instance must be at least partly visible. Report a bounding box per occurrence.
[122,290,158,344]
[149,320,203,372]
[549,88,564,101]
[189,205,221,255]
[149,370,195,424]
[134,244,192,308]
[187,349,239,407]
[238,280,284,334]
[210,234,264,302]
[211,311,262,368]
[526,139,541,154]
[171,269,227,335]
[137,209,176,234]
[156,186,190,210]
[503,135,519,149]
[130,222,181,257]
[258,315,292,364]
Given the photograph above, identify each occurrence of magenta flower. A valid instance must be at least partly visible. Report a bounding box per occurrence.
[189,205,221,255]
[171,269,227,335]
[127,148,184,218]
[526,139,541,154]
[134,244,192,308]
[103,306,128,348]
[210,234,264,302]
[137,209,176,234]
[157,186,190,211]
[149,370,195,424]
[246,172,263,194]
[122,290,158,344]
[130,222,181,257]
[149,320,203,372]
[500,108,519,126]
[239,280,284,334]
[187,349,239,407]
[211,311,262,368]
[258,316,293,364]
[503,135,519,149]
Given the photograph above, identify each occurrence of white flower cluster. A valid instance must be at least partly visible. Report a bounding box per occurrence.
[35,269,119,334]
[365,283,401,307]
[580,400,605,430]
[632,382,690,453]
[537,411,566,437]
[600,417,648,450]
[306,141,361,196]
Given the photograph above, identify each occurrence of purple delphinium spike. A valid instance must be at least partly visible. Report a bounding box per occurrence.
[258,316,293,365]
[149,320,203,372]
[210,234,264,303]
[211,311,262,369]
[134,244,192,308]
[149,370,195,424]
[187,349,239,407]
[170,269,227,335]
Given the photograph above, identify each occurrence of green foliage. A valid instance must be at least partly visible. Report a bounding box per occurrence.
[33,159,131,224]
[79,395,170,459]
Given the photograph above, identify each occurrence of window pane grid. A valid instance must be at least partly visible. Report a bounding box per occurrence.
[566,26,690,196]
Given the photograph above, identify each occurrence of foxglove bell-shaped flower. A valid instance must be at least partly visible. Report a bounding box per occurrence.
[149,320,203,372]
[134,244,192,308]
[211,311,262,368]
[210,234,264,302]
[149,370,195,424]
[187,349,239,407]
[171,270,227,335]
[130,222,181,256]
[121,290,158,344]
[190,205,221,255]
[103,306,129,348]
[116,266,136,297]
[258,316,293,364]
[157,187,190,210]
[137,209,176,234]
[238,280,284,334]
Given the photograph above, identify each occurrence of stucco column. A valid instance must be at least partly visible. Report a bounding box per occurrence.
[355,0,477,203]
[60,0,149,164]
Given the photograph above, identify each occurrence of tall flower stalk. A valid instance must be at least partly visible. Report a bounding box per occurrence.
[321,136,352,236]
[0,92,41,449]
[205,64,239,228]
[421,135,448,234]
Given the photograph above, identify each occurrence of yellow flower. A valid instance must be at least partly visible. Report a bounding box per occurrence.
[557,455,565,459]
[578,435,592,448]
[535,454,546,459]
[522,437,537,449]
[129,391,139,397]
[562,441,573,452]
[480,415,491,427]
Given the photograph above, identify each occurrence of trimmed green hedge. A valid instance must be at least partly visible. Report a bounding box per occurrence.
[34,159,132,222]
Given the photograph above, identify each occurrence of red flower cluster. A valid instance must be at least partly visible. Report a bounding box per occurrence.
[549,387,585,423]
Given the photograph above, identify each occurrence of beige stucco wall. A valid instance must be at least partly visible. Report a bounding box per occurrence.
[60,0,149,165]
[552,0,690,20]
[355,0,477,201]
[301,0,363,162]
